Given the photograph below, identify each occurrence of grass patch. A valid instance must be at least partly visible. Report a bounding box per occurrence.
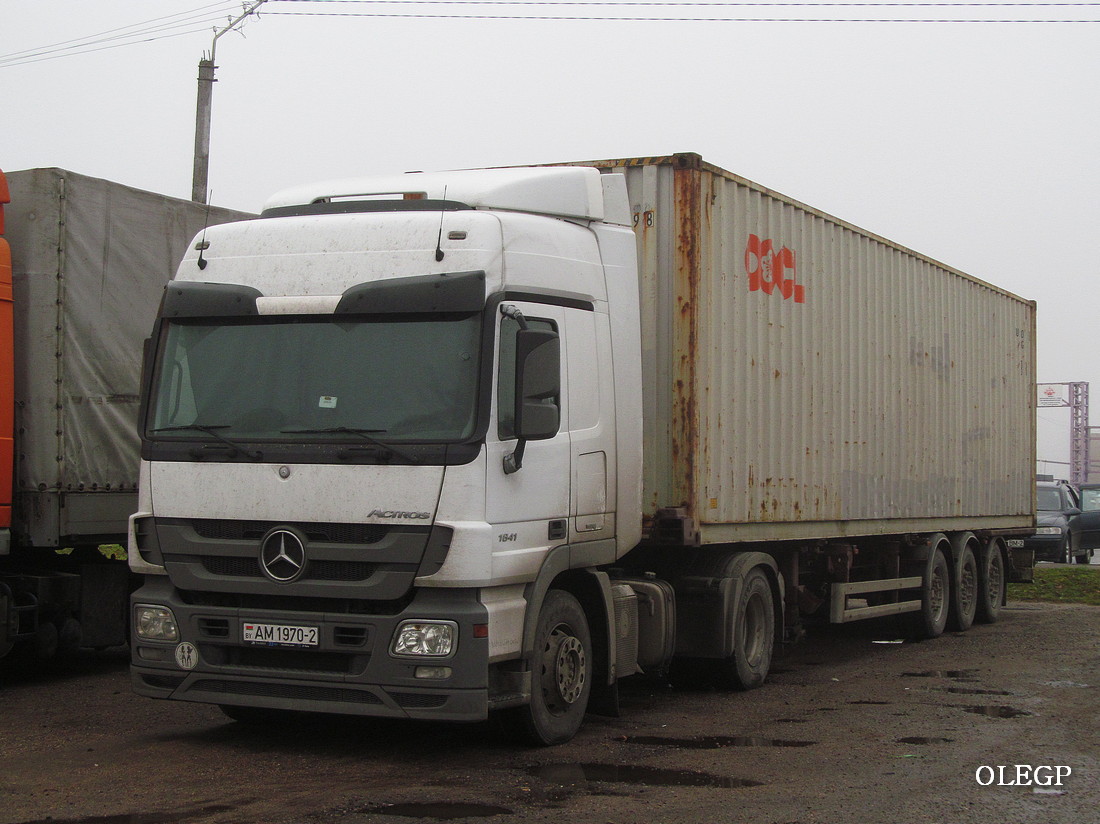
[1009,565,1100,606]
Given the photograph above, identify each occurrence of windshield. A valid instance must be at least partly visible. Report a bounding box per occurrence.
[1036,487,1063,512]
[149,313,481,442]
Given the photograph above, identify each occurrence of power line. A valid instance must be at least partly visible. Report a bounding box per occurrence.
[265,10,1100,21]
[265,0,1100,21]
[0,2,246,68]
[3,0,1096,69]
[272,1,1100,5]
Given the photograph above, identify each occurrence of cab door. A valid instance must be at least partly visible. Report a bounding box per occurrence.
[485,301,570,583]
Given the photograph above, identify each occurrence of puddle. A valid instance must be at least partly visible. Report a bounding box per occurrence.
[625,734,815,749]
[957,705,1033,719]
[528,763,764,789]
[902,670,980,679]
[12,805,234,824]
[361,803,512,819]
[936,686,1012,696]
[896,736,954,745]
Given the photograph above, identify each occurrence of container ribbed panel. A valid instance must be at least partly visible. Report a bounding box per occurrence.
[600,155,1033,542]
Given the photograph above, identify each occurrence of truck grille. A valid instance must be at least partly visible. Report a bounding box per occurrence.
[192,519,390,544]
[200,556,379,581]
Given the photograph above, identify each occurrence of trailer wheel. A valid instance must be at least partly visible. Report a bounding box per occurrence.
[904,540,950,640]
[948,538,978,632]
[976,539,1005,624]
[513,589,592,746]
[719,567,774,690]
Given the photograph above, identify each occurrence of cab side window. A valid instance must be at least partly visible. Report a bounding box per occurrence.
[497,315,557,439]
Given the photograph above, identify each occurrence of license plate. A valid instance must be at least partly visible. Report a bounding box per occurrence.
[1007,539,1025,548]
[242,622,319,647]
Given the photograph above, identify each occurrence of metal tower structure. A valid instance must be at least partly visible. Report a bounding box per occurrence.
[1038,382,1090,484]
[1069,382,1090,484]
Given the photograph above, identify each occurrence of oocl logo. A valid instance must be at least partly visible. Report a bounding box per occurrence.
[745,233,805,304]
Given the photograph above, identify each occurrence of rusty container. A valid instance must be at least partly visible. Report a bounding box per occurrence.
[578,154,1035,544]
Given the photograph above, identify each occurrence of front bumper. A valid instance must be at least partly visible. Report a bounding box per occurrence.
[130,576,490,721]
[1022,533,1066,563]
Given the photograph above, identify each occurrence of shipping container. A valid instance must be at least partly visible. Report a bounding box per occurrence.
[574,154,1035,543]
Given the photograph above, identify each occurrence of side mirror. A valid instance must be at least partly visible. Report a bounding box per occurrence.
[514,328,560,440]
[504,328,560,475]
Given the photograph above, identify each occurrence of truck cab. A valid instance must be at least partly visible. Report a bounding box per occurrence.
[129,166,644,741]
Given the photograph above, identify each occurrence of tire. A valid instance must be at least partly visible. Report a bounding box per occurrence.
[975,539,1005,624]
[717,567,774,690]
[1060,536,1072,565]
[511,589,592,746]
[948,537,978,633]
[903,538,950,640]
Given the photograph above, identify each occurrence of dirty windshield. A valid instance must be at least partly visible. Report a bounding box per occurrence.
[149,313,481,442]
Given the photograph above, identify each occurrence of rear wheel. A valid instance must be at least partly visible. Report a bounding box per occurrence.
[511,589,592,746]
[975,539,1005,624]
[903,537,950,640]
[717,567,774,690]
[948,537,978,632]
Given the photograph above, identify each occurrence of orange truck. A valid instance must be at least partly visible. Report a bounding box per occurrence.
[0,168,247,662]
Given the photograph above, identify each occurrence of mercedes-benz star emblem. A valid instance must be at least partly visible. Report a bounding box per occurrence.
[259,528,307,583]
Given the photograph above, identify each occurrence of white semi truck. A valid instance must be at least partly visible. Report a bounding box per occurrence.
[129,153,1035,744]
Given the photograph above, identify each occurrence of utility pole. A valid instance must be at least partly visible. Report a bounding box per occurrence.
[191,0,269,203]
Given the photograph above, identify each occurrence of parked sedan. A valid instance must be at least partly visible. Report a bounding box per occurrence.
[1024,480,1100,564]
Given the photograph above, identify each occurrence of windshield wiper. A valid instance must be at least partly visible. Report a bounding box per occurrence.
[281,427,418,463]
[153,424,264,461]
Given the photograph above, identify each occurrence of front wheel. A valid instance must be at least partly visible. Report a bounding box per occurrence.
[511,589,592,746]
[717,567,774,690]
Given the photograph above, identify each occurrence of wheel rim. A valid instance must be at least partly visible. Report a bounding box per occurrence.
[541,623,586,714]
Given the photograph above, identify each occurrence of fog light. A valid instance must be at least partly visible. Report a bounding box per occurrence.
[135,605,179,642]
[391,621,456,657]
[415,666,453,679]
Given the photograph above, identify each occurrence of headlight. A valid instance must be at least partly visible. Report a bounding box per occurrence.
[135,605,179,641]
[1035,526,1063,535]
[391,621,457,657]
